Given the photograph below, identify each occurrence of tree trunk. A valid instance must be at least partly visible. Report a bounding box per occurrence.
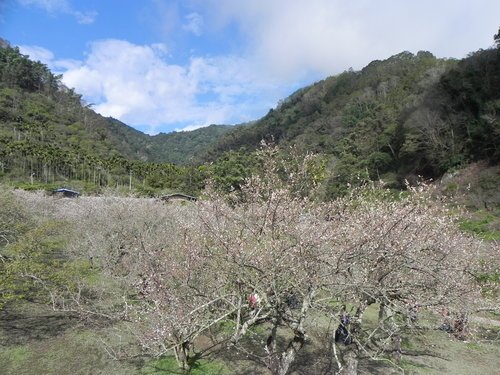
[391,334,402,363]
[175,341,192,373]
[339,345,359,375]
[266,315,280,361]
[272,287,315,375]
[337,300,372,375]
[275,333,305,375]
[378,303,401,363]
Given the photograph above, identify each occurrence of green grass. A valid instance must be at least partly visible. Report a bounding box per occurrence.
[459,212,500,241]
[0,346,31,375]
[0,302,137,375]
[141,356,230,375]
[1,306,499,375]
[0,328,138,375]
[465,342,485,351]
[396,322,500,375]
[400,359,434,374]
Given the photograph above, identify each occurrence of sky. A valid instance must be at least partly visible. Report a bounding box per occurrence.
[0,0,499,135]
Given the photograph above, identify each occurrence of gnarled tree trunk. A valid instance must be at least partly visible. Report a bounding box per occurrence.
[174,340,192,373]
[337,300,372,375]
[379,303,401,363]
[339,345,359,375]
[271,287,315,375]
[275,332,305,375]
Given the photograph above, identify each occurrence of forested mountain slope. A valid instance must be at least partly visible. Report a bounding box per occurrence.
[0,41,236,192]
[204,48,500,197]
[1,38,498,198]
[0,42,151,157]
[0,45,160,190]
[149,124,237,164]
[0,39,233,168]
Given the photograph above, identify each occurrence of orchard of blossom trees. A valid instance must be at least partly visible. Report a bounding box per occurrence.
[11,147,497,375]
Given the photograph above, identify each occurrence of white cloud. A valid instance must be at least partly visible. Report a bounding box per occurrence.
[56,39,283,134]
[18,45,54,64]
[183,12,203,36]
[203,0,500,79]
[73,10,97,25]
[18,45,81,73]
[17,0,97,24]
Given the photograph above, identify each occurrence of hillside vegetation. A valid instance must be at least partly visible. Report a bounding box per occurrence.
[205,48,500,198]
[1,37,499,201]
[149,124,237,164]
[0,40,239,196]
[0,41,231,194]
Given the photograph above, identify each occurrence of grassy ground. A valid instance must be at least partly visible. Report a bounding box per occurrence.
[399,326,500,375]
[1,302,499,375]
[291,308,500,375]
[0,303,138,375]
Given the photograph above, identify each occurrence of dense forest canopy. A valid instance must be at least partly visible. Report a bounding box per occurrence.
[205,48,500,197]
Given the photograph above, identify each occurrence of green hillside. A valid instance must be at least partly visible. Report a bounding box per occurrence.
[149,124,237,164]
[204,48,500,197]
[0,41,232,193]
[0,40,151,158]
[1,38,499,200]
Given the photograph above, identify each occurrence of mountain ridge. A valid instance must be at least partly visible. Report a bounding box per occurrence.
[0,38,498,199]
[202,48,500,197]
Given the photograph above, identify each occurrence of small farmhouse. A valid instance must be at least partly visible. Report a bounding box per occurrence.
[52,188,80,198]
[160,193,197,203]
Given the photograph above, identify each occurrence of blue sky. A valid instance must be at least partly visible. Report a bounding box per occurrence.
[1,0,499,134]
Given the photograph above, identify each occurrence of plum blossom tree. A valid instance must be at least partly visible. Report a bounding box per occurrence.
[318,187,490,374]
[195,147,490,375]
[14,148,493,375]
[64,197,236,372]
[197,167,331,374]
